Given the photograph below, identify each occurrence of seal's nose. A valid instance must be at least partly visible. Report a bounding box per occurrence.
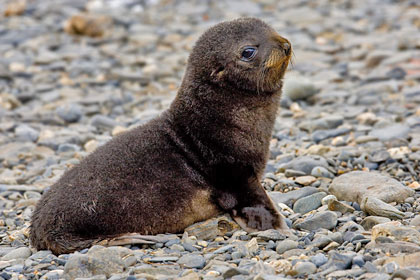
[272,33,292,56]
[282,42,291,56]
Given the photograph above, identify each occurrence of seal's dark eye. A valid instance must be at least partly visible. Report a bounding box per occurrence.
[241,47,257,61]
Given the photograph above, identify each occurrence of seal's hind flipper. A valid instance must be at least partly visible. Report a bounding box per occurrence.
[97,233,177,247]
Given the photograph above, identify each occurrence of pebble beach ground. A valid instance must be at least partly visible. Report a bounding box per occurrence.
[1,0,420,279]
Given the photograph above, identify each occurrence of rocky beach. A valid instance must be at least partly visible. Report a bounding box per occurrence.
[0,0,420,279]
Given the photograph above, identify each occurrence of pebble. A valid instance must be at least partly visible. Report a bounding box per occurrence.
[293,192,327,214]
[282,75,318,101]
[369,124,410,141]
[15,124,39,142]
[310,253,328,267]
[90,115,118,129]
[295,175,316,186]
[328,200,355,214]
[322,252,354,270]
[270,187,319,207]
[1,247,32,261]
[360,196,405,220]
[329,171,415,205]
[293,261,317,276]
[361,216,391,231]
[177,254,206,269]
[276,240,298,254]
[311,166,334,178]
[372,222,420,245]
[56,104,84,123]
[294,211,338,231]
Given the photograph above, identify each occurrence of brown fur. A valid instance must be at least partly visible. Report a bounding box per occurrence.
[30,17,292,254]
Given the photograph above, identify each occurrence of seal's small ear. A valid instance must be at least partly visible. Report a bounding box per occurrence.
[210,66,225,82]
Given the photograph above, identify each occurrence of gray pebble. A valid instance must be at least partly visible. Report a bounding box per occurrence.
[293,192,327,214]
[177,254,205,269]
[276,239,298,254]
[295,261,317,276]
[311,166,334,178]
[1,247,32,261]
[56,104,84,123]
[310,253,328,267]
[294,211,338,231]
[15,124,39,142]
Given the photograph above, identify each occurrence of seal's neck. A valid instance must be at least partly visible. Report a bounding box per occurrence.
[168,80,281,172]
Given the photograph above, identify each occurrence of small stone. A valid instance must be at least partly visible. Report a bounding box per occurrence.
[352,255,365,267]
[285,169,306,177]
[283,75,318,101]
[63,246,132,279]
[360,197,405,220]
[91,115,118,129]
[84,140,99,153]
[177,254,205,269]
[370,150,391,163]
[328,200,355,214]
[372,222,420,245]
[311,236,333,249]
[58,143,80,153]
[321,195,337,205]
[148,256,179,263]
[408,182,420,190]
[246,238,259,256]
[311,166,334,178]
[4,0,26,16]
[65,13,112,37]
[357,112,378,125]
[294,261,317,276]
[310,253,328,267]
[369,124,410,141]
[391,268,420,279]
[15,124,39,142]
[293,192,327,214]
[329,171,414,205]
[222,267,249,279]
[1,247,32,261]
[276,240,298,254]
[323,241,340,251]
[255,229,287,241]
[311,128,350,143]
[0,93,21,110]
[321,252,353,270]
[361,216,391,230]
[279,156,329,175]
[294,211,338,231]
[384,251,420,268]
[270,187,319,207]
[410,215,420,227]
[56,104,84,123]
[295,175,317,186]
[112,126,128,136]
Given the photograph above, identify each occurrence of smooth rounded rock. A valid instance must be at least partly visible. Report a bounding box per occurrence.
[294,261,317,276]
[293,192,327,214]
[294,211,338,231]
[177,254,206,269]
[276,239,298,254]
[329,171,414,204]
[1,247,32,261]
[56,104,84,123]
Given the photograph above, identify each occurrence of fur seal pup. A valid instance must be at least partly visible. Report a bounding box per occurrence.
[30,17,292,254]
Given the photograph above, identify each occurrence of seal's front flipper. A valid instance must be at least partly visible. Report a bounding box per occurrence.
[232,206,293,236]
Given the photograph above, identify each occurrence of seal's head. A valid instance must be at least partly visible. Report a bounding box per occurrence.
[187,17,292,94]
